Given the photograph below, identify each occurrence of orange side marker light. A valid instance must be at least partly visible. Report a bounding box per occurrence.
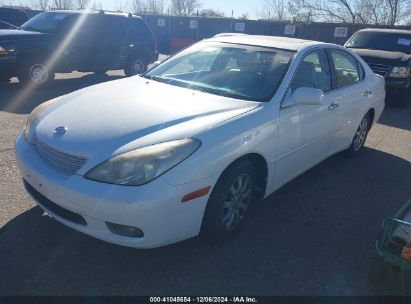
[181,186,211,203]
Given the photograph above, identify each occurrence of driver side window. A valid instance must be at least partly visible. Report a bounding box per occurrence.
[291,49,332,93]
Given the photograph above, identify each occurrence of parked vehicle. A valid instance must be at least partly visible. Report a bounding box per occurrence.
[0,10,158,85]
[345,29,411,107]
[15,35,385,248]
[0,7,29,29]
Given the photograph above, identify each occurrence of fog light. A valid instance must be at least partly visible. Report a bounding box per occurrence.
[106,222,144,238]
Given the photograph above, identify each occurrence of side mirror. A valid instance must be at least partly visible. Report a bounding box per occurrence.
[293,87,324,106]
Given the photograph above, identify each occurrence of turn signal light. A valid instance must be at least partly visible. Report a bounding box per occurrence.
[181,186,211,203]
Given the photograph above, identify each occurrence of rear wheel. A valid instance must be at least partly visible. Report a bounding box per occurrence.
[345,113,371,157]
[202,161,256,240]
[124,55,147,77]
[93,70,107,77]
[17,58,54,87]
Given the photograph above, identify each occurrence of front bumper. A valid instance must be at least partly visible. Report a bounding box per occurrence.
[15,133,215,248]
[385,77,410,91]
[0,56,17,78]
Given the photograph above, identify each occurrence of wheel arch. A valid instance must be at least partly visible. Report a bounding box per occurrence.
[215,153,269,200]
[367,108,375,130]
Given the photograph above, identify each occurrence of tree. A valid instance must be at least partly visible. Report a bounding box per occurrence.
[288,0,411,25]
[169,0,202,16]
[199,8,225,17]
[32,0,49,10]
[258,0,289,20]
[131,0,165,14]
[52,0,74,9]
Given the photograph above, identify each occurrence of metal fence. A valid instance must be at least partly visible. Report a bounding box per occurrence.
[141,14,411,54]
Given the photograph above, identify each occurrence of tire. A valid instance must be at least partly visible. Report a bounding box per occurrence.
[17,57,54,87]
[93,70,107,77]
[202,161,256,240]
[0,75,10,83]
[345,113,371,157]
[124,55,147,77]
[369,254,389,283]
[395,88,409,108]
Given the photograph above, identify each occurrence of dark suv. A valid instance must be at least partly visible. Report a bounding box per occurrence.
[0,10,158,85]
[0,7,29,29]
[345,29,411,107]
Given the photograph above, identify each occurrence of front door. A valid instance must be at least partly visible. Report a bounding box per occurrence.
[274,49,338,188]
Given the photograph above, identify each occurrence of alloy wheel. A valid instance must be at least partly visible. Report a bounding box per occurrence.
[353,117,369,151]
[222,173,252,232]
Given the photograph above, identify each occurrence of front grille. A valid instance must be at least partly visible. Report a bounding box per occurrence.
[368,63,391,78]
[35,139,88,174]
[24,180,87,226]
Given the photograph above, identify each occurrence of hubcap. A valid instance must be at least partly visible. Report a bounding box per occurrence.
[222,173,252,232]
[133,60,144,74]
[353,117,368,151]
[30,64,49,84]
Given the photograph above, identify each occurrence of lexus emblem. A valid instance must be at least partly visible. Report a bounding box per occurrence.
[54,126,67,135]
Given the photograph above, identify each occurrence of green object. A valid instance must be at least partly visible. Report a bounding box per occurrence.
[375,198,411,271]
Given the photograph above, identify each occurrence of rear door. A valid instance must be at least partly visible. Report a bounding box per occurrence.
[58,14,104,71]
[99,15,131,70]
[326,48,368,154]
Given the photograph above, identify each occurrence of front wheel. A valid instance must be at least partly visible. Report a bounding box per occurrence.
[345,113,371,157]
[124,55,147,77]
[17,58,54,87]
[202,161,256,240]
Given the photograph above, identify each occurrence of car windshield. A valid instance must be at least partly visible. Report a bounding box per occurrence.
[346,31,411,54]
[145,42,295,102]
[21,12,68,33]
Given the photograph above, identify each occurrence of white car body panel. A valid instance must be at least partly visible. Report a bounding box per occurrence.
[15,36,386,248]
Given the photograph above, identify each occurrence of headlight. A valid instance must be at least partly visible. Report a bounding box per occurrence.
[0,46,8,56]
[389,66,410,78]
[85,139,201,186]
[24,98,58,144]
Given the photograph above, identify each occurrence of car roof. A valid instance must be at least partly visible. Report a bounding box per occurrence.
[48,10,141,19]
[357,28,411,35]
[206,34,324,51]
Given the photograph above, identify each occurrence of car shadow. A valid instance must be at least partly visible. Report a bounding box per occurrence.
[378,100,411,132]
[1,147,411,295]
[0,73,125,115]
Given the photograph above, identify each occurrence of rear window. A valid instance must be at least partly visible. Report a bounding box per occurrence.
[346,31,411,54]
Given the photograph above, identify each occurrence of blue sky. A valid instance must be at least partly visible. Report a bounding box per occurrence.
[103,0,264,19]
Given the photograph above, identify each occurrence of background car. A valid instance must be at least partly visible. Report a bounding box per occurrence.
[15,35,385,248]
[345,28,411,107]
[0,7,29,29]
[0,10,158,85]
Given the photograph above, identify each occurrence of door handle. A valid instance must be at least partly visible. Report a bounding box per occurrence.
[364,90,372,97]
[328,103,339,111]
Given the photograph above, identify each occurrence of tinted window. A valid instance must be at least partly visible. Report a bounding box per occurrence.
[0,9,27,26]
[21,12,68,33]
[130,18,152,37]
[329,49,360,88]
[346,31,411,54]
[291,49,332,93]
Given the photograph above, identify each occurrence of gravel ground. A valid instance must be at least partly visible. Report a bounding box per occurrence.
[0,70,411,296]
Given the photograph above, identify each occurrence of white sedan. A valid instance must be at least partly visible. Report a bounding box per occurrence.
[15,35,385,248]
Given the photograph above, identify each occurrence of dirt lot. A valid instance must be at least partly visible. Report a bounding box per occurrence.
[0,70,411,295]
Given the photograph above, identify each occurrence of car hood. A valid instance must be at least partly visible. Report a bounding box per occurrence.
[0,29,44,42]
[35,76,260,171]
[349,48,411,65]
